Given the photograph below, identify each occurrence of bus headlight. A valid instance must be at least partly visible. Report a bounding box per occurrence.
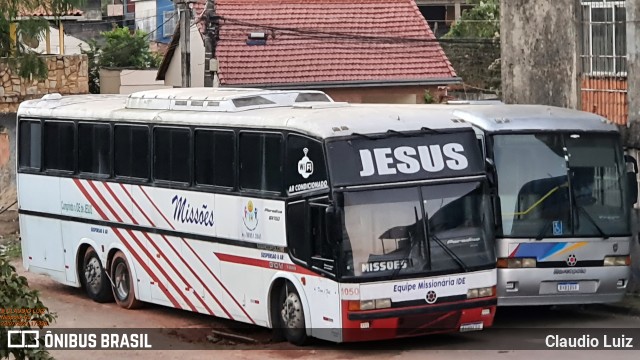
[467,286,495,299]
[348,298,392,311]
[604,256,630,266]
[497,258,536,268]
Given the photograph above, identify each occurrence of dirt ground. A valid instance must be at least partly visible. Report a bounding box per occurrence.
[0,210,356,359]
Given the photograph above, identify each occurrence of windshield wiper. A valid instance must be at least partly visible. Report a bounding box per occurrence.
[386,129,410,137]
[535,222,550,240]
[351,132,375,140]
[572,193,609,240]
[430,233,470,272]
[420,126,441,134]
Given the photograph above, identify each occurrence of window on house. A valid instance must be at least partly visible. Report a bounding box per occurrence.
[581,0,627,75]
[163,10,178,38]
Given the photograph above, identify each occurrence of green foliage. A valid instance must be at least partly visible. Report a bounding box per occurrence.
[82,26,162,93]
[423,90,435,104]
[442,0,501,95]
[98,26,162,69]
[444,0,500,40]
[0,255,57,360]
[81,39,100,94]
[0,0,85,80]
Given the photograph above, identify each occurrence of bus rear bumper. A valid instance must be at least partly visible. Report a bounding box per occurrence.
[497,266,629,306]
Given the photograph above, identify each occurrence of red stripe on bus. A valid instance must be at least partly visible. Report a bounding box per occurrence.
[117,183,228,318]
[138,186,176,230]
[214,253,318,277]
[138,185,256,324]
[72,179,181,309]
[86,180,197,312]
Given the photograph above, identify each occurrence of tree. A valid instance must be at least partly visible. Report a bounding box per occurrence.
[82,26,162,94]
[0,0,85,80]
[0,255,57,360]
[441,0,501,95]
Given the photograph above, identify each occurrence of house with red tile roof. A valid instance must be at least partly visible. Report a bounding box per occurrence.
[156,0,460,103]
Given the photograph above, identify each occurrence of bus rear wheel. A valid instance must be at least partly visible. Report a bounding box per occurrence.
[278,282,308,345]
[110,251,142,309]
[81,247,113,303]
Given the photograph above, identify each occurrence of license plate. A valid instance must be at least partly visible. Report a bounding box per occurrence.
[558,282,580,292]
[460,322,484,332]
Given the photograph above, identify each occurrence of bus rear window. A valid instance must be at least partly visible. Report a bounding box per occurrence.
[44,121,74,172]
[114,125,149,180]
[18,120,42,170]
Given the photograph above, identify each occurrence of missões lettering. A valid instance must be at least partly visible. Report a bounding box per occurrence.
[171,195,215,227]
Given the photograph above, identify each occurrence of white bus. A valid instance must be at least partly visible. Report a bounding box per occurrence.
[451,104,637,306]
[17,88,497,344]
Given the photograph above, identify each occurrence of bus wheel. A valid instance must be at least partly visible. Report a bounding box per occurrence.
[278,282,308,345]
[82,247,113,303]
[110,251,142,309]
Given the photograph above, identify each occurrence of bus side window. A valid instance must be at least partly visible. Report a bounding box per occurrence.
[78,123,111,176]
[154,127,190,184]
[114,125,149,180]
[239,132,283,193]
[44,121,74,172]
[194,130,235,188]
[287,201,310,261]
[18,120,42,170]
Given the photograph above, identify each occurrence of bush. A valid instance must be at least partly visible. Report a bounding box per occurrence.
[0,255,57,360]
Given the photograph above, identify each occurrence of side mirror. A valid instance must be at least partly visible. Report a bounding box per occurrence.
[625,155,638,206]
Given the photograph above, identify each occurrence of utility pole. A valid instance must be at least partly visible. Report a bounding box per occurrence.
[203,0,218,87]
[177,0,193,87]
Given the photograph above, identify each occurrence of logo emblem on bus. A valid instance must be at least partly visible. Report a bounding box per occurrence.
[613,243,618,253]
[566,254,577,267]
[297,148,314,179]
[242,200,259,231]
[425,290,437,304]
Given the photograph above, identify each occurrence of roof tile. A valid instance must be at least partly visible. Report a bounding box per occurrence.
[193,0,456,86]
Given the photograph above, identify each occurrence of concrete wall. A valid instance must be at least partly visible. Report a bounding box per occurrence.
[0,55,89,113]
[624,1,640,148]
[501,0,580,108]
[100,68,170,94]
[0,113,16,208]
[323,86,447,104]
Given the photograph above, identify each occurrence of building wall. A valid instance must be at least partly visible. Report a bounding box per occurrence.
[162,27,205,87]
[501,0,580,108]
[324,86,446,104]
[156,0,176,43]
[625,0,640,148]
[580,77,628,125]
[135,0,157,34]
[100,68,170,94]
[0,54,89,113]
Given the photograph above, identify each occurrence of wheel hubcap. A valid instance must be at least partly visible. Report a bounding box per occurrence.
[281,290,304,330]
[84,257,102,293]
[114,262,130,300]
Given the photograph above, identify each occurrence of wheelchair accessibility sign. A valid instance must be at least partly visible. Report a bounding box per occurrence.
[552,221,563,236]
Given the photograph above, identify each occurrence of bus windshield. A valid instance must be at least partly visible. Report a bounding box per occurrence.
[493,133,630,238]
[338,181,495,279]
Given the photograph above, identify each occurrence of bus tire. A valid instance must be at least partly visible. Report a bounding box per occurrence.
[81,247,114,303]
[110,251,142,309]
[278,282,308,346]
